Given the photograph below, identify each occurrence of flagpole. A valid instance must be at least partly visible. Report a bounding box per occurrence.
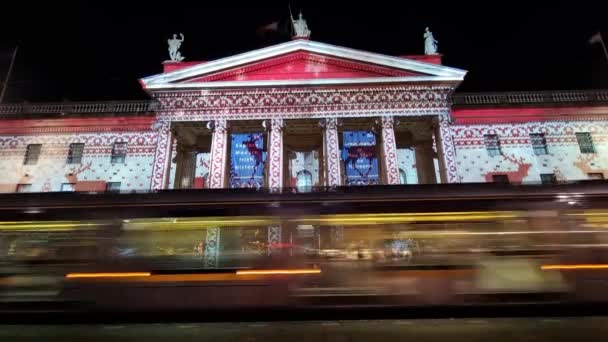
[0,46,18,104]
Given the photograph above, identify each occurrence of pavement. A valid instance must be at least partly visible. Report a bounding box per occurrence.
[2,317,608,342]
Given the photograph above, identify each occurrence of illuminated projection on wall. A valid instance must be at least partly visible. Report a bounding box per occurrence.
[341,131,379,185]
[229,133,267,188]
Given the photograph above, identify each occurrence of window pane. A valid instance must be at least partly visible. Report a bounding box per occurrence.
[540,173,556,184]
[576,132,595,154]
[530,133,548,155]
[296,170,313,193]
[588,173,604,180]
[61,183,75,192]
[24,144,42,165]
[492,174,509,183]
[67,143,84,164]
[484,135,501,157]
[106,182,121,192]
[399,169,407,185]
[111,142,127,163]
[288,150,320,190]
[16,184,32,193]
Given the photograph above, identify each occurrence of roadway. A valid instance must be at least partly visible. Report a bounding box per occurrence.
[2,317,608,342]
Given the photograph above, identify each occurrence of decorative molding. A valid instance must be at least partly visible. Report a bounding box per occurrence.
[154,86,453,121]
[453,90,608,107]
[0,101,159,116]
[209,119,228,188]
[267,118,284,192]
[0,117,156,135]
[323,118,341,187]
[381,116,400,184]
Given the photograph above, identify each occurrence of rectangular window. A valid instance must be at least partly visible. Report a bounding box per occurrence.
[23,144,42,165]
[492,174,509,184]
[111,142,127,163]
[16,184,32,193]
[576,132,595,154]
[106,182,121,193]
[484,134,502,157]
[588,173,604,180]
[67,143,84,164]
[540,173,557,184]
[530,133,548,155]
[61,183,75,192]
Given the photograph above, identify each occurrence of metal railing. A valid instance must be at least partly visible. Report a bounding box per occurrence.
[452,89,608,106]
[0,100,159,115]
[0,89,607,116]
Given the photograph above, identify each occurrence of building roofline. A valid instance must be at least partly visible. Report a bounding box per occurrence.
[452,89,608,108]
[140,39,467,88]
[0,89,606,120]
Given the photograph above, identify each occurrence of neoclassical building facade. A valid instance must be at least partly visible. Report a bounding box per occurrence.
[1,38,607,194]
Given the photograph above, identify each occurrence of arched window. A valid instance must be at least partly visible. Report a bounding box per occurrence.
[399,169,407,185]
[296,170,313,193]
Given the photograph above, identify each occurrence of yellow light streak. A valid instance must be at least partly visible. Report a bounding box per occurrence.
[65,272,151,279]
[236,269,321,275]
[541,264,608,270]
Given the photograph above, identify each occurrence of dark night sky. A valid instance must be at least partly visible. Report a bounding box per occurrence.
[0,1,606,102]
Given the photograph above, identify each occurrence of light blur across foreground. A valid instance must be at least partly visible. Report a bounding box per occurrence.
[2,183,608,314]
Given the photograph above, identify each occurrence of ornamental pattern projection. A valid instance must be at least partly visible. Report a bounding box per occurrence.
[150,121,172,190]
[380,116,400,184]
[452,121,608,147]
[267,118,284,192]
[437,114,458,183]
[154,87,452,121]
[451,121,608,183]
[187,52,419,82]
[0,131,158,193]
[203,227,220,268]
[209,119,229,188]
[267,225,282,255]
[322,118,342,187]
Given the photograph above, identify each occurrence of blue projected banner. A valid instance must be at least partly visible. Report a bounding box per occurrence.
[229,133,267,188]
[341,131,379,186]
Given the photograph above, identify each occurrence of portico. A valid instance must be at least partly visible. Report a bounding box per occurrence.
[141,39,466,192]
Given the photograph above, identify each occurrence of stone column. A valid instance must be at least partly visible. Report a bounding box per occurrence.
[322,118,341,187]
[267,118,284,192]
[435,114,459,183]
[415,140,437,184]
[150,120,173,190]
[380,116,400,185]
[203,227,220,268]
[205,120,229,267]
[208,119,229,189]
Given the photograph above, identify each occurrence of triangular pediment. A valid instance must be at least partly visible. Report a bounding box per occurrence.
[184,52,425,82]
[140,40,467,90]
